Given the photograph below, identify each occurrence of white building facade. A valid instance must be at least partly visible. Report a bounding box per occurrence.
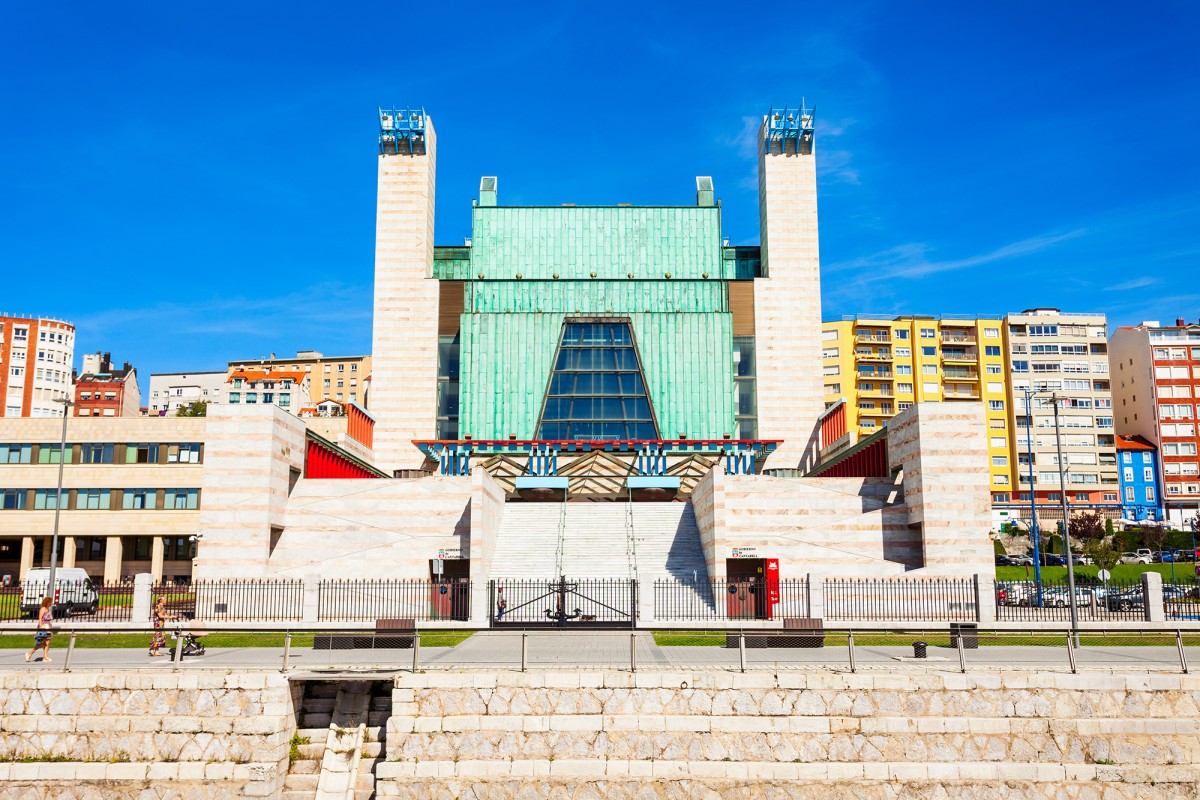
[148,371,227,416]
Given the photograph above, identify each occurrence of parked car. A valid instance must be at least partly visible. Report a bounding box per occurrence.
[1161,550,1195,563]
[19,568,99,618]
[1119,552,1151,565]
[1041,554,1066,567]
[997,581,1034,606]
[1106,590,1145,612]
[1136,548,1155,562]
[1008,554,1034,566]
[1162,585,1199,601]
[1071,554,1092,566]
[1041,586,1095,608]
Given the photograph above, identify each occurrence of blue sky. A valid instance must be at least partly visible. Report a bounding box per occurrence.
[2,2,1198,396]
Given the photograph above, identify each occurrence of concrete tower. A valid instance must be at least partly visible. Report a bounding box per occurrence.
[370,108,439,471]
[754,105,824,470]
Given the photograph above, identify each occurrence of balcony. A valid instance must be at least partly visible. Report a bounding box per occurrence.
[856,351,893,362]
[941,349,979,363]
[941,332,977,344]
[944,389,981,400]
[855,332,891,343]
[942,369,979,380]
[860,387,895,397]
[858,406,895,417]
[858,370,894,379]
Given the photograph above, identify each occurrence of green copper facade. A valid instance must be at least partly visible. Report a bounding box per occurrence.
[442,204,749,441]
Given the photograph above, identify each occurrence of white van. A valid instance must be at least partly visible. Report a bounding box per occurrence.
[20,568,99,618]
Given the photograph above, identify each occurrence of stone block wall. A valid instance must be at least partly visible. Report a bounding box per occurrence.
[0,671,294,798]
[377,669,1200,799]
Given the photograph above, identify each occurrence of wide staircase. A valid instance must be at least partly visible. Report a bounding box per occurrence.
[491,501,708,581]
[283,681,391,800]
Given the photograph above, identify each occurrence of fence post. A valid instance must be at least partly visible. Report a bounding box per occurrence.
[630,632,637,673]
[282,632,292,674]
[957,631,967,673]
[738,631,746,673]
[172,633,184,671]
[847,630,856,673]
[974,574,995,624]
[131,573,153,624]
[1177,630,1189,675]
[411,629,421,672]
[1065,633,1077,674]
[301,574,321,624]
[807,574,825,621]
[521,631,528,673]
[1141,572,1165,623]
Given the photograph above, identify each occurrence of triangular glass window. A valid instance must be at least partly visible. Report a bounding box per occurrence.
[537,321,659,440]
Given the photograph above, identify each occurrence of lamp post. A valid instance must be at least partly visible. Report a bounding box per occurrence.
[46,397,74,616]
[1051,393,1080,646]
[1022,387,1045,606]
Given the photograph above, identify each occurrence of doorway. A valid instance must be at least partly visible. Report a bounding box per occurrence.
[429,558,470,621]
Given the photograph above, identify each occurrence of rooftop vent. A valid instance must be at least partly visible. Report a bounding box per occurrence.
[696,176,714,207]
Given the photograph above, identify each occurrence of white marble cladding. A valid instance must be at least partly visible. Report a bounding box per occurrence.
[887,402,995,576]
[370,119,440,472]
[194,404,306,579]
[268,475,472,579]
[755,115,824,472]
[376,669,1200,799]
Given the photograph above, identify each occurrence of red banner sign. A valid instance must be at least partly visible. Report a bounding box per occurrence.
[765,559,780,619]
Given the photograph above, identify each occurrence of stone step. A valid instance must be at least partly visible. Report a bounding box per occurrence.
[302,712,331,728]
[367,711,389,726]
[282,773,318,791]
[302,698,335,712]
[364,725,385,742]
[297,727,330,744]
[281,792,314,800]
[287,759,320,775]
[294,743,326,761]
[361,741,382,759]
[306,684,339,699]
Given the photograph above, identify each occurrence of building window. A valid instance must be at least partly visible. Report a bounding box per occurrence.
[895,347,911,358]
[992,456,1009,467]
[77,489,111,510]
[920,328,935,338]
[1,489,27,510]
[0,444,31,464]
[167,443,202,463]
[921,346,937,357]
[164,489,200,510]
[537,322,658,440]
[1146,487,1156,502]
[38,444,67,464]
[988,400,1005,411]
[898,383,914,394]
[122,489,156,510]
[436,334,462,440]
[985,346,1001,357]
[79,443,114,464]
[228,392,240,403]
[984,328,1000,338]
[126,443,157,464]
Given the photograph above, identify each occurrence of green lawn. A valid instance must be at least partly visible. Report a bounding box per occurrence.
[652,630,1200,648]
[995,564,1198,585]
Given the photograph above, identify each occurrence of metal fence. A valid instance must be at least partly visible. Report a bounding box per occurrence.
[995,579,1146,621]
[0,579,138,622]
[652,578,809,622]
[491,578,635,626]
[191,579,303,622]
[1165,583,1200,622]
[824,578,978,622]
[318,580,471,622]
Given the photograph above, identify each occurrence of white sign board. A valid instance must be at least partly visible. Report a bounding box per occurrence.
[438,547,464,560]
[729,547,759,559]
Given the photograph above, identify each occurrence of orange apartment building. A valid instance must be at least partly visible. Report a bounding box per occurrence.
[0,315,75,418]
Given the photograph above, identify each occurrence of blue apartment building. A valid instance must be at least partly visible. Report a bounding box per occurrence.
[1117,434,1164,523]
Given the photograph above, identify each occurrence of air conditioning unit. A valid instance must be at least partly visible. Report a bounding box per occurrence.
[381,114,393,129]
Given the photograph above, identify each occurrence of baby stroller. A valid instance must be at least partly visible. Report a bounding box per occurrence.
[168,614,207,659]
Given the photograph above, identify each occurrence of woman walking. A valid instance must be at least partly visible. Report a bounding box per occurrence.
[25,597,53,663]
[149,597,171,656]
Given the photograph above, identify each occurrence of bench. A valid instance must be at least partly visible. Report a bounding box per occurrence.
[726,618,825,649]
[313,618,416,650]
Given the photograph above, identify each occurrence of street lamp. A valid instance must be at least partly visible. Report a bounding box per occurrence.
[1021,387,1046,606]
[46,397,74,616]
[1050,393,1080,646]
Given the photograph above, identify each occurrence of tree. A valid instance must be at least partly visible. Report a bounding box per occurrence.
[1069,511,1106,543]
[1104,518,1115,538]
[1084,539,1121,573]
[1142,526,1167,552]
[993,538,1007,556]
[176,401,209,417]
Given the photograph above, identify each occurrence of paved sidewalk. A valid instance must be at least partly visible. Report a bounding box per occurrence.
[0,632,1192,674]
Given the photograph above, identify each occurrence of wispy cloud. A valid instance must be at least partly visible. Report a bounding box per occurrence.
[826,229,1085,282]
[1106,276,1158,291]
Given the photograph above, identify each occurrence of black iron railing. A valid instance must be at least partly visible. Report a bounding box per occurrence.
[824,578,977,622]
[995,579,1146,621]
[191,579,304,622]
[318,579,471,622]
[652,578,810,622]
[490,578,635,626]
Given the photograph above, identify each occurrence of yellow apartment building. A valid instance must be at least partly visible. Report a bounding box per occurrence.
[227,350,372,410]
[822,316,1014,502]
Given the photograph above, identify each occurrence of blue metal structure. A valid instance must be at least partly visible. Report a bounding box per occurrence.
[379,107,427,155]
[764,103,815,154]
[526,445,559,477]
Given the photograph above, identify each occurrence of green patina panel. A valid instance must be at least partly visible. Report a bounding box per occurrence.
[433,246,471,279]
[465,280,728,314]
[468,206,725,280]
[459,311,733,441]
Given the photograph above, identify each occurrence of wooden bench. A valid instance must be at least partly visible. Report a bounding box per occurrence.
[726,618,825,649]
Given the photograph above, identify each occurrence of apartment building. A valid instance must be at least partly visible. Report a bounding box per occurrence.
[0,417,205,583]
[225,369,310,414]
[1116,434,1164,523]
[148,371,227,416]
[1004,309,1119,525]
[0,315,75,418]
[822,315,1013,499]
[227,351,371,408]
[74,352,140,418]
[1109,318,1200,527]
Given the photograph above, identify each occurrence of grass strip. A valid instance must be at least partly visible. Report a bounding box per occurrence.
[0,631,472,649]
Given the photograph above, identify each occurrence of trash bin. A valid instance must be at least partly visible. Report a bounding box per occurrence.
[949,622,979,650]
[913,641,927,659]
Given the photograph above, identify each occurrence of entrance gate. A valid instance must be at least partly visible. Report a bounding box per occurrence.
[489,577,636,628]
